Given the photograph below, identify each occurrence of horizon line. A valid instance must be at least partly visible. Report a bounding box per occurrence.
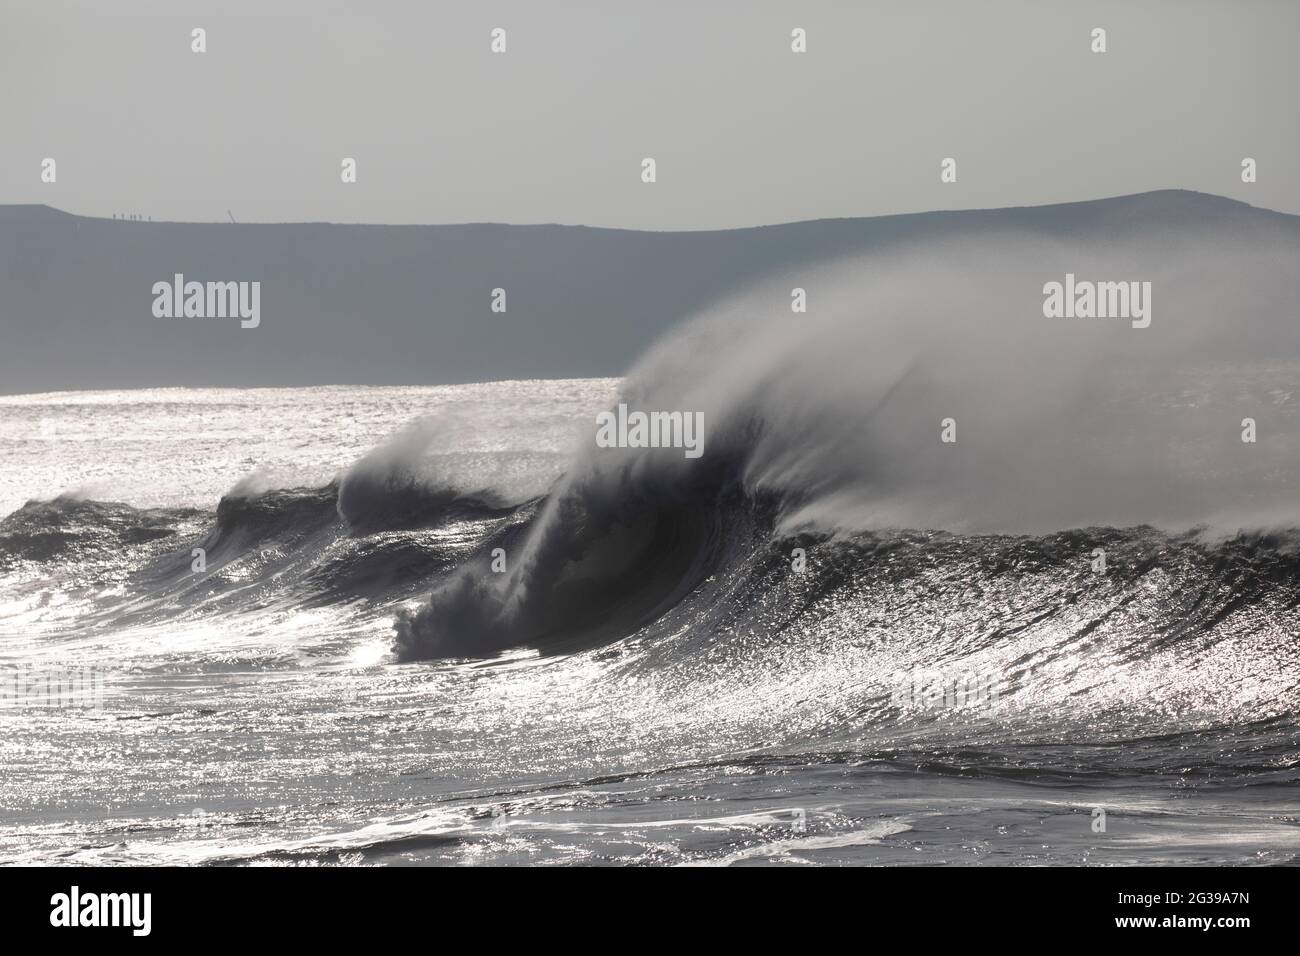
[0,188,1289,234]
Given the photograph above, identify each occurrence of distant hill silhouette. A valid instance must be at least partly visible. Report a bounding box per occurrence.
[0,191,1295,395]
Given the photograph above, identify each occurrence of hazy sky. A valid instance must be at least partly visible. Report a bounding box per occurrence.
[3,0,1297,227]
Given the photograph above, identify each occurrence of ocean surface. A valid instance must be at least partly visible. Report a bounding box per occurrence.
[2,378,1298,867]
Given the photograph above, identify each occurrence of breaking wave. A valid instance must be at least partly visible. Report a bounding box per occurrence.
[394,191,1300,660]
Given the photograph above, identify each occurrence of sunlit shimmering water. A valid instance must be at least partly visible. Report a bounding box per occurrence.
[1,384,1298,866]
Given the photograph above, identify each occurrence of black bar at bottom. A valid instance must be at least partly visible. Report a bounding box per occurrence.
[0,865,1282,941]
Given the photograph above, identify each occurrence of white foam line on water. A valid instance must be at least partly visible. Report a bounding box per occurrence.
[688,820,914,867]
